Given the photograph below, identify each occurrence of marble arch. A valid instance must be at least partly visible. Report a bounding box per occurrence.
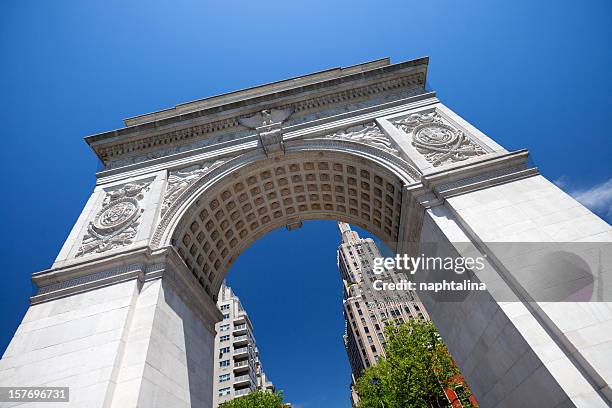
[156,145,417,300]
[1,57,611,408]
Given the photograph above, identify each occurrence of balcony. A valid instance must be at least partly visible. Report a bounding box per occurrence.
[233,312,247,325]
[233,374,254,387]
[234,388,251,397]
[233,360,250,372]
[233,324,247,335]
[233,347,249,358]
[233,334,249,346]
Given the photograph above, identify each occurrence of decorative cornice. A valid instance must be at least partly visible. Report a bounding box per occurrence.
[124,58,393,126]
[36,263,144,296]
[86,60,428,165]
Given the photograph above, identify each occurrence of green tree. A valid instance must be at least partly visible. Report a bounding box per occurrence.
[355,319,465,408]
[218,391,285,408]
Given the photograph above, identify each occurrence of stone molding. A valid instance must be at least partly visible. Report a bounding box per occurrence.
[421,149,534,193]
[433,165,539,198]
[36,262,143,296]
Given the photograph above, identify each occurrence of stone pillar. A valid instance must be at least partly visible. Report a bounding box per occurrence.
[385,103,612,407]
[0,248,222,408]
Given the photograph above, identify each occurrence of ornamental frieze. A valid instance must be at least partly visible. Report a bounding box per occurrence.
[392,111,485,166]
[76,181,151,257]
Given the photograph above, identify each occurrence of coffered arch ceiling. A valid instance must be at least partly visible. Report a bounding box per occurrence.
[162,148,415,300]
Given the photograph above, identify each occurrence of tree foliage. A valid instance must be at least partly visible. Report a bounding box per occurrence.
[218,391,285,408]
[355,319,464,408]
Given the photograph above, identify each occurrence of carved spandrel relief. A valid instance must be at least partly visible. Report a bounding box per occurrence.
[76,181,151,257]
[162,159,227,214]
[321,122,399,156]
[392,111,485,166]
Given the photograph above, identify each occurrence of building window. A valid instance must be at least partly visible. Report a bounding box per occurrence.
[220,347,230,354]
[220,324,230,332]
[223,313,230,320]
[454,385,473,407]
[371,345,377,352]
[219,387,231,396]
[220,304,230,311]
[219,360,230,367]
[220,335,230,342]
[219,374,230,382]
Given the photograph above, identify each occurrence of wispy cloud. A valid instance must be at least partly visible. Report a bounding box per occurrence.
[559,177,612,221]
[553,175,570,189]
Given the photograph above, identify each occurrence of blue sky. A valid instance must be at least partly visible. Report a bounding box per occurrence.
[0,1,611,407]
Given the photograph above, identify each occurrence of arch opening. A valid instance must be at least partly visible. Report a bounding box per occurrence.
[167,150,414,299]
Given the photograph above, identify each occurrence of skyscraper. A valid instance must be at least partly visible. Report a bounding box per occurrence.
[213,283,276,407]
[337,222,429,405]
[337,222,478,408]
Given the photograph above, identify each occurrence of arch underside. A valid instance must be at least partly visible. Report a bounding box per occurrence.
[168,149,413,299]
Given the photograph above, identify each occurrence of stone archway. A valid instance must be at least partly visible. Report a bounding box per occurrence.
[155,146,416,300]
[2,57,611,408]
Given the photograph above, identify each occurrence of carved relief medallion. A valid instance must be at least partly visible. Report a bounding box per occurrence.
[76,181,151,257]
[392,111,485,166]
[93,198,139,232]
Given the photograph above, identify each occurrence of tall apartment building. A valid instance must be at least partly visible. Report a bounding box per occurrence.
[213,283,275,407]
[337,222,477,408]
[337,222,430,405]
